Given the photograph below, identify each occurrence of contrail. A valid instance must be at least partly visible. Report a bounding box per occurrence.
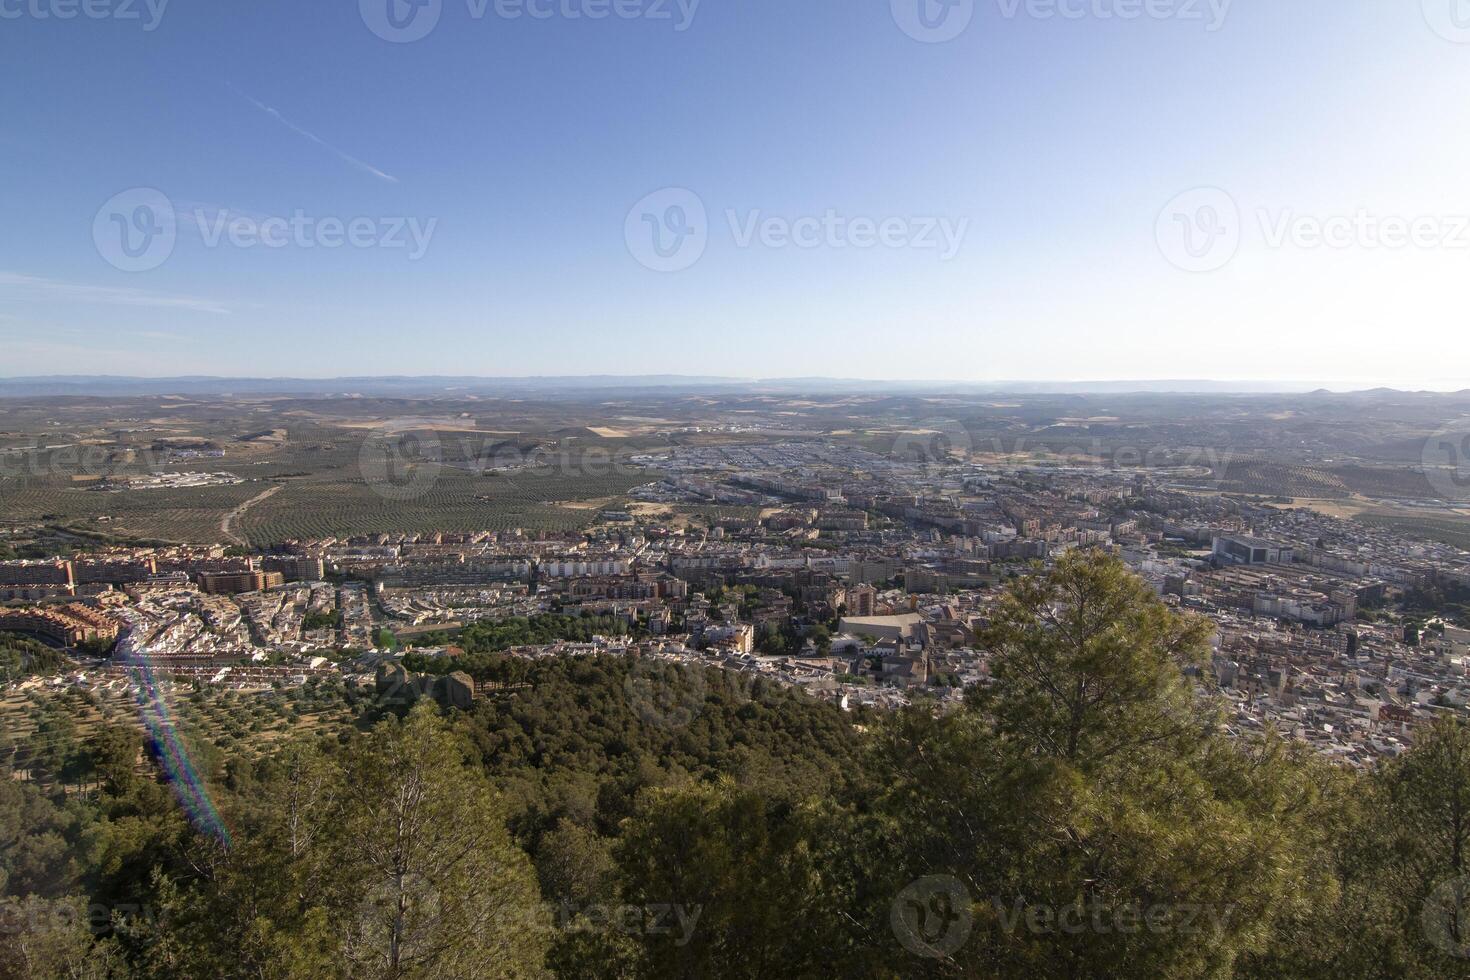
[234,88,399,184]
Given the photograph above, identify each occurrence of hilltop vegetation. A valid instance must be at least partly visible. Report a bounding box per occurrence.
[3,553,1470,977]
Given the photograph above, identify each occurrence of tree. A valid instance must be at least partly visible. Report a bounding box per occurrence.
[536,820,618,909]
[138,707,548,980]
[974,547,1214,767]
[614,780,848,979]
[327,703,548,979]
[0,896,129,980]
[754,622,787,656]
[0,778,80,899]
[535,820,639,980]
[860,552,1330,978]
[91,724,142,799]
[1237,718,1470,979]
[30,705,84,786]
[0,633,67,682]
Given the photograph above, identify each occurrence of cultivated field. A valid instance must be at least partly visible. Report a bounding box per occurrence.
[0,408,650,545]
[235,470,647,545]
[4,388,1470,547]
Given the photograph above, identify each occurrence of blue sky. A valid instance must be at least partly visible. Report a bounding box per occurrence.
[3,0,1470,385]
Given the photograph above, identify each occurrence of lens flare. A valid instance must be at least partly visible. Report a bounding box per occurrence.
[122,652,230,845]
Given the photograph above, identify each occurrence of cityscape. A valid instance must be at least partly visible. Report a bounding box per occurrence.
[9,0,1470,975]
[5,391,1470,770]
[1,383,1470,976]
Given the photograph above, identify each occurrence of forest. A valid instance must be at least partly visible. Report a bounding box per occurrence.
[3,550,1469,978]
[0,634,68,683]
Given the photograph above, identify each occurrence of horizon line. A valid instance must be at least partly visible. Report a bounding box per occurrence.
[1,374,1469,396]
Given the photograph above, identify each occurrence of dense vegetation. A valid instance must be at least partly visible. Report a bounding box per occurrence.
[406,613,639,655]
[0,632,69,681]
[5,551,1470,977]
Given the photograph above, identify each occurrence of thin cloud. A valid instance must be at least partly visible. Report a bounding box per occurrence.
[0,272,230,315]
[233,88,399,184]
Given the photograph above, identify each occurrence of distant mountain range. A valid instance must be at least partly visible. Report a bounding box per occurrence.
[0,375,1466,398]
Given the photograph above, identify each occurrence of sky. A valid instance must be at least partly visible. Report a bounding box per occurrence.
[3,0,1470,386]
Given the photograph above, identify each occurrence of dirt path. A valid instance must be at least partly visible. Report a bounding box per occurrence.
[221,484,282,545]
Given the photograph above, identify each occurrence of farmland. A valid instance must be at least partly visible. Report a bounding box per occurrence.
[3,386,1470,546]
[0,403,653,545]
[1,679,360,780]
[0,468,648,547]
[234,469,648,546]
[0,481,267,545]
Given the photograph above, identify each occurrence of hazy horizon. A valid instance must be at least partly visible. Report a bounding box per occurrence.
[3,372,1470,397]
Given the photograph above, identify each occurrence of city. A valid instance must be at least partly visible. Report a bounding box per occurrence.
[9,0,1470,974]
[5,408,1469,769]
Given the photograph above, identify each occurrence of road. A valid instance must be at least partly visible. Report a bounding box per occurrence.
[220,484,282,545]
